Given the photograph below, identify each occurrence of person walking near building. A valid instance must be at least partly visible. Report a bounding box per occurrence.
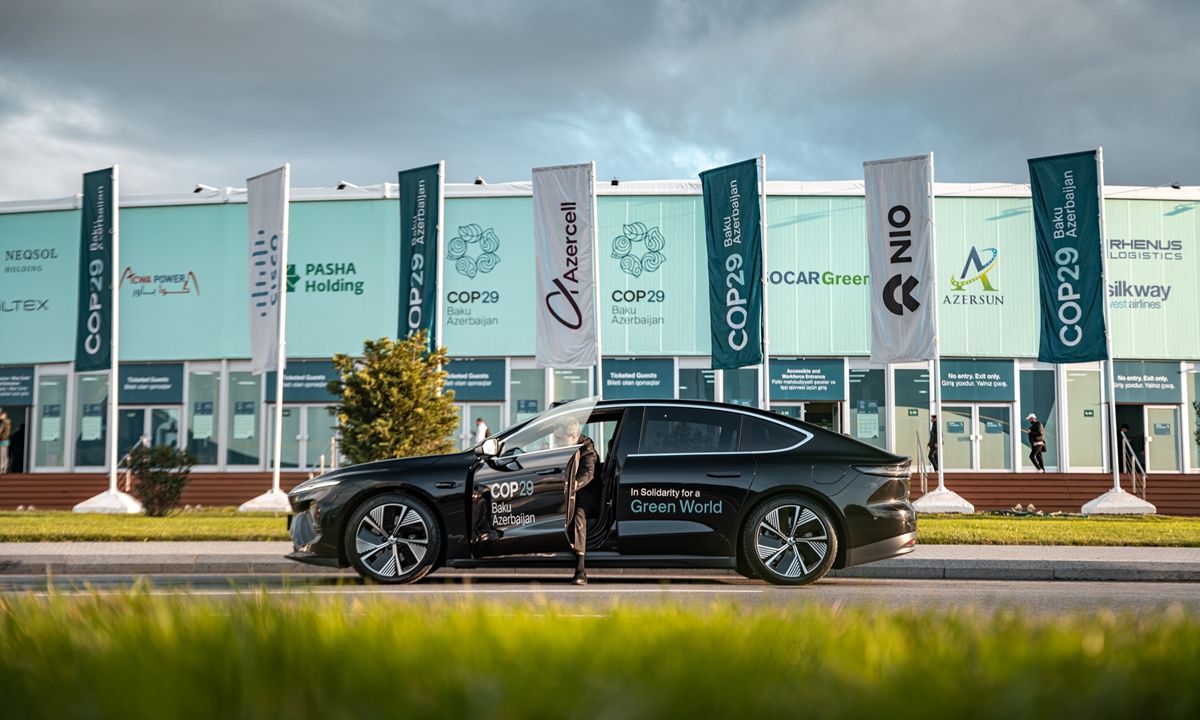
[926,414,939,472]
[1024,413,1045,472]
[474,418,490,444]
[0,409,11,474]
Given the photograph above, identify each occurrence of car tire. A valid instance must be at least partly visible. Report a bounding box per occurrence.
[344,493,441,584]
[741,495,837,586]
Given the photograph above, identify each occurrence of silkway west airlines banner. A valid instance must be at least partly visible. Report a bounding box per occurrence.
[75,167,116,372]
[1028,150,1108,364]
[247,165,290,376]
[533,163,597,369]
[701,159,763,370]
[865,154,937,364]
[398,163,442,345]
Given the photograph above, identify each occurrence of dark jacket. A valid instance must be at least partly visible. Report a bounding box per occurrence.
[1029,421,1044,445]
[574,435,599,490]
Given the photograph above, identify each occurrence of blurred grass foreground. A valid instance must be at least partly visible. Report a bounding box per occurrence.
[1,593,1198,719]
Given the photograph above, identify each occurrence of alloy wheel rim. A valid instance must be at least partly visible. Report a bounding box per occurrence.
[755,505,828,579]
[354,502,429,577]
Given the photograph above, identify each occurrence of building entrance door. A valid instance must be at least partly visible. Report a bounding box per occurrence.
[771,403,840,433]
[1,407,28,473]
[268,405,339,471]
[1145,405,1180,472]
[117,406,181,460]
[454,404,502,451]
[941,404,1012,471]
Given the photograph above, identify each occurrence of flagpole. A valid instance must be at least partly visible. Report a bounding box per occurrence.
[591,161,603,397]
[436,161,446,351]
[109,164,121,497]
[270,164,291,499]
[1097,147,1121,494]
[759,154,770,412]
[929,154,945,493]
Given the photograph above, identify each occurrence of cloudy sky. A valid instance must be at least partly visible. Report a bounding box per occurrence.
[1,0,1197,200]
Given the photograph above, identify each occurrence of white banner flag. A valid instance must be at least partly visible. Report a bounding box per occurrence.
[247,165,290,375]
[865,154,937,363]
[533,163,598,369]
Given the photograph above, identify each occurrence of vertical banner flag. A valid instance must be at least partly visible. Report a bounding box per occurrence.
[247,166,289,375]
[1029,151,1107,363]
[75,168,115,372]
[533,163,597,368]
[701,159,762,370]
[865,154,937,364]
[399,164,441,344]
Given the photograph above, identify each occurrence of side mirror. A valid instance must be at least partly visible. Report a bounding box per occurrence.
[476,438,501,458]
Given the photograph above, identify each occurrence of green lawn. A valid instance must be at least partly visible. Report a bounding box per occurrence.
[0,593,1196,719]
[0,509,289,542]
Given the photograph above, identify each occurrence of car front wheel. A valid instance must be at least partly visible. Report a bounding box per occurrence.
[741,495,837,586]
[344,493,441,584]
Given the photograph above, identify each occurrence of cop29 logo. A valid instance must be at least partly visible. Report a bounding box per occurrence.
[448,224,501,279]
[611,222,666,277]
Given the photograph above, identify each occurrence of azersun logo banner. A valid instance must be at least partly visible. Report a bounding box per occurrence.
[399,164,442,344]
[247,165,290,376]
[865,154,937,363]
[533,163,598,369]
[75,168,116,372]
[1028,150,1108,363]
[701,159,763,370]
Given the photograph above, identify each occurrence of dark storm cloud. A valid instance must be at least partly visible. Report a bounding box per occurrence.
[1,0,1197,200]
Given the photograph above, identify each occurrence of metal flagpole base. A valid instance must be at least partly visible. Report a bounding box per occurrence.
[1081,488,1156,516]
[239,488,291,513]
[912,487,975,514]
[73,490,143,514]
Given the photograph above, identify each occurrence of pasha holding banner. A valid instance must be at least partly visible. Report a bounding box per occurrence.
[399,163,444,346]
[533,163,599,369]
[864,154,937,364]
[701,159,764,371]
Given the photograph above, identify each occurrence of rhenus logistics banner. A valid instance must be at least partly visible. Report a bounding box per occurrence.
[864,154,936,364]
[246,166,289,376]
[701,159,762,370]
[533,163,598,369]
[398,164,441,344]
[75,168,115,372]
[1029,151,1107,363]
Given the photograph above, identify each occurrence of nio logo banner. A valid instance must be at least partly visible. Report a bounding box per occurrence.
[943,246,1004,306]
[864,154,936,364]
[533,163,598,369]
[448,224,501,279]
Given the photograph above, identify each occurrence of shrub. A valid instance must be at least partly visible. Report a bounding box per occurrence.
[126,444,198,517]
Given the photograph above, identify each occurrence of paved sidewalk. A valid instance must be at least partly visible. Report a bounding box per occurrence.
[2,542,1199,582]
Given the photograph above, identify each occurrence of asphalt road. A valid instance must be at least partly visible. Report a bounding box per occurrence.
[6,573,1200,614]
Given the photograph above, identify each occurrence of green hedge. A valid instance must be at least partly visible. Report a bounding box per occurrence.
[1,593,1197,719]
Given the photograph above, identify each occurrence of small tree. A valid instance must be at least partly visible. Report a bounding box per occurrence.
[329,331,460,464]
[127,444,198,517]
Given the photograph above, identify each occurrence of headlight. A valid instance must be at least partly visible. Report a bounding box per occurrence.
[289,477,341,496]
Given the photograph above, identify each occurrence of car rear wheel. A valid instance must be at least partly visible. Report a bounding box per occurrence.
[741,495,837,586]
[344,493,441,584]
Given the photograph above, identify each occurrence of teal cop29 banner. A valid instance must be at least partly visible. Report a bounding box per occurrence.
[399,163,442,344]
[75,167,115,372]
[1028,151,1108,363]
[701,159,762,370]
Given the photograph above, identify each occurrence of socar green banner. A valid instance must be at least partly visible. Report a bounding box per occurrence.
[75,167,115,372]
[1028,150,1108,363]
[701,159,763,370]
[399,163,442,344]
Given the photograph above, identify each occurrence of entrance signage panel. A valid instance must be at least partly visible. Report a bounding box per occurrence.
[602,358,674,399]
[1029,151,1108,363]
[444,359,506,401]
[266,360,339,402]
[75,168,115,372]
[398,164,442,344]
[118,363,183,404]
[940,359,1015,402]
[864,154,936,364]
[1113,361,1182,404]
[769,358,845,401]
[701,159,763,370]
[0,366,34,404]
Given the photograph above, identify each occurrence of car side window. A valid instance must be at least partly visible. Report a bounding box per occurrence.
[741,416,805,452]
[639,407,742,454]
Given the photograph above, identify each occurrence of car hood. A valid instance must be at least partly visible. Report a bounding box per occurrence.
[324,450,474,479]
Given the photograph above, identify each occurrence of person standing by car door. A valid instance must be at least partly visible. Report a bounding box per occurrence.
[553,416,598,586]
[1023,413,1045,473]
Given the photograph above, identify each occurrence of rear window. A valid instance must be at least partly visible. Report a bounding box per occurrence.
[741,416,806,452]
[640,407,742,454]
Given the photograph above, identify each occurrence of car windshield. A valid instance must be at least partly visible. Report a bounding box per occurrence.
[495,395,601,456]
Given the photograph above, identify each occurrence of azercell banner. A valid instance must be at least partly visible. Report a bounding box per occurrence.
[75,168,115,372]
[1029,150,1107,363]
[247,166,289,376]
[399,163,441,345]
[701,159,762,370]
[865,154,936,363]
[533,163,597,369]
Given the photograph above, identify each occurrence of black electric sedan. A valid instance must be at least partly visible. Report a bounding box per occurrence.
[286,396,916,586]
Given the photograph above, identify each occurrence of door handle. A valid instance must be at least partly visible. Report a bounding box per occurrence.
[536,468,563,475]
[707,472,741,478]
